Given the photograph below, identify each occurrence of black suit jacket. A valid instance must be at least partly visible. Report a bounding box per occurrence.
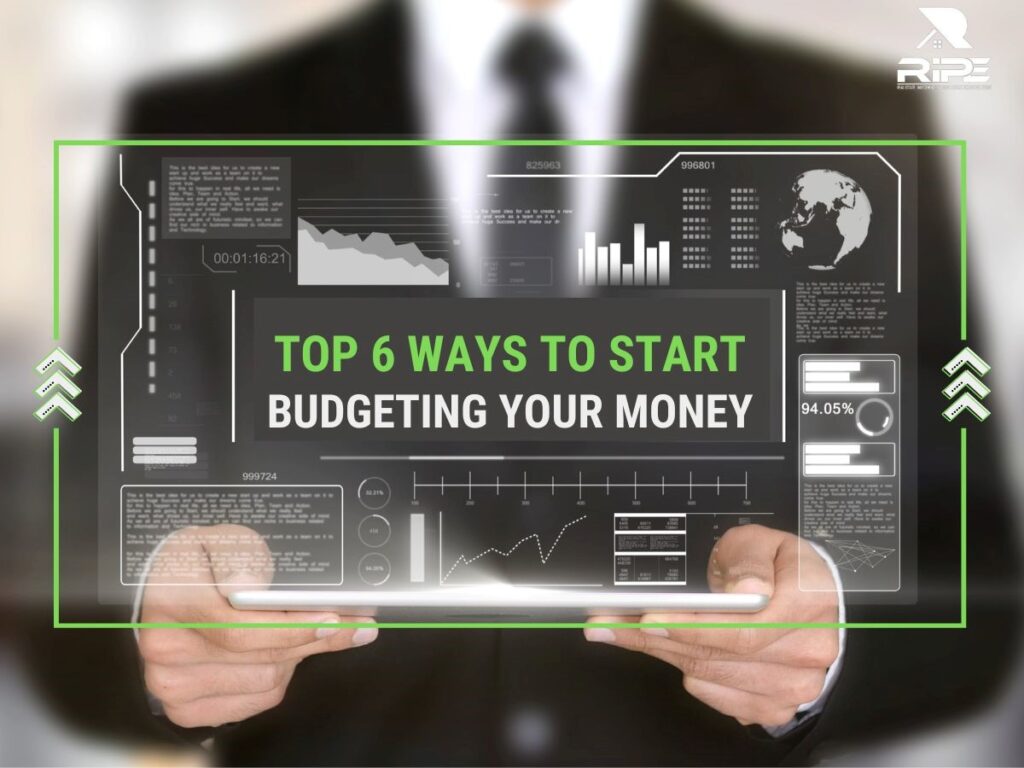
[29,1,1022,765]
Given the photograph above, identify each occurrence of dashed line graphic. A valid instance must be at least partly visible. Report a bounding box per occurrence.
[441,515,588,584]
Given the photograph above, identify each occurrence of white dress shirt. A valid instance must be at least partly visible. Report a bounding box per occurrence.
[405,0,846,734]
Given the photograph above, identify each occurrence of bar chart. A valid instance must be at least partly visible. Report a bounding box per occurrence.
[801,358,897,395]
[578,223,670,287]
[802,442,896,477]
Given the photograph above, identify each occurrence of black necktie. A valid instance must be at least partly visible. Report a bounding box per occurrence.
[496,25,567,136]
[488,26,570,295]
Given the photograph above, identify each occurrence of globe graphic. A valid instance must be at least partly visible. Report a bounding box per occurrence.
[778,169,872,270]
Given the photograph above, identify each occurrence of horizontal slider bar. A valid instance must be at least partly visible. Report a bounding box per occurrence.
[804,382,880,393]
[804,372,852,382]
[804,465,880,475]
[804,361,862,372]
[408,455,503,461]
[132,455,198,465]
[616,552,687,557]
[323,455,785,461]
[614,582,688,586]
[132,446,198,455]
[804,444,862,454]
[614,528,688,536]
[614,513,688,517]
[417,483,745,489]
[614,551,687,556]
[133,436,198,446]
[804,455,852,465]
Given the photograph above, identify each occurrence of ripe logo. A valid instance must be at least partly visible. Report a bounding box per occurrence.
[916,7,972,49]
[897,7,991,88]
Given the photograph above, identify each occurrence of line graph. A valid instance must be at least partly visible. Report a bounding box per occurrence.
[296,217,450,285]
[440,515,588,585]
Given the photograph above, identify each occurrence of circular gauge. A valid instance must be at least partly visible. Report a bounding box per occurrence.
[358,514,391,548]
[357,477,391,510]
[855,398,894,437]
[358,553,391,586]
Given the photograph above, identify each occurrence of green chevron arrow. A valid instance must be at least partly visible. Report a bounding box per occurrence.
[34,392,82,423]
[35,369,82,400]
[942,369,990,400]
[942,346,990,377]
[35,346,81,376]
[942,392,990,423]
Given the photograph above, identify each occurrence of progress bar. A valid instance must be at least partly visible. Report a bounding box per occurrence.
[322,455,785,461]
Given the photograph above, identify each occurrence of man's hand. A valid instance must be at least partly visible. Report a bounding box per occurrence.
[585,524,840,728]
[139,524,376,728]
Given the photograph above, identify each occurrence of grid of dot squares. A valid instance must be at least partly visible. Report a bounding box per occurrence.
[682,187,711,211]
[681,245,711,269]
[682,216,711,240]
[730,244,759,269]
[730,186,759,211]
[730,216,758,240]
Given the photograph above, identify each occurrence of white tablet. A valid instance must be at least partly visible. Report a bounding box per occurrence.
[229,587,769,616]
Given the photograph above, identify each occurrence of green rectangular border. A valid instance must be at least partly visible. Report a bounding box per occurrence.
[51,138,968,629]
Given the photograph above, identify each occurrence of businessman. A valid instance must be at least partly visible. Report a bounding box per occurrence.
[44,0,1019,764]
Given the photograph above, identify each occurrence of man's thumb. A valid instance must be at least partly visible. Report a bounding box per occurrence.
[195,524,275,598]
[707,524,786,596]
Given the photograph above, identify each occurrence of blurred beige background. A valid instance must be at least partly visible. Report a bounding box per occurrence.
[1,1,1022,765]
